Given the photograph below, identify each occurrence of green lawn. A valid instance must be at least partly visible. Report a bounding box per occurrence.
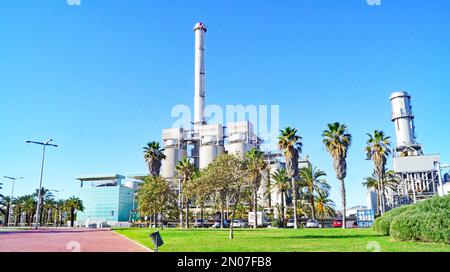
[115,228,450,252]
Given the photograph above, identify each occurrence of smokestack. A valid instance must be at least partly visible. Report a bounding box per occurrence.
[390,91,422,156]
[193,22,207,127]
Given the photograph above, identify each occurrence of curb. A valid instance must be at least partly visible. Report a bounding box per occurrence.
[113,231,154,253]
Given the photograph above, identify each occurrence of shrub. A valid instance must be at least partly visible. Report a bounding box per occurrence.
[390,195,450,244]
[373,205,411,236]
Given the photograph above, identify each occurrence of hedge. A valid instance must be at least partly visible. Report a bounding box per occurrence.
[373,205,411,236]
[390,195,450,244]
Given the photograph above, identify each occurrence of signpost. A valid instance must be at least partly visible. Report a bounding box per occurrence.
[149,231,164,252]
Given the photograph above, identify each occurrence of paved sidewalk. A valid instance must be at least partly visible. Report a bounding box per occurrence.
[0,228,152,252]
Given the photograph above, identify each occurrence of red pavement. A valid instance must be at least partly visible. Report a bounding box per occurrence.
[0,228,152,252]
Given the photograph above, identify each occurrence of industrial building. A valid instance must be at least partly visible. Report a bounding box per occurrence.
[161,23,260,182]
[160,23,307,212]
[367,92,449,213]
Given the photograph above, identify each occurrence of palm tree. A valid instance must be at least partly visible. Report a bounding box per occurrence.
[0,196,8,224]
[33,188,53,225]
[143,141,166,177]
[278,127,303,229]
[272,169,290,227]
[64,197,84,227]
[315,191,336,219]
[362,173,380,213]
[365,130,391,215]
[245,148,267,229]
[1,196,14,226]
[299,165,329,220]
[176,158,197,229]
[18,195,36,226]
[322,122,352,229]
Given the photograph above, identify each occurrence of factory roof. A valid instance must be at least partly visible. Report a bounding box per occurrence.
[76,174,126,182]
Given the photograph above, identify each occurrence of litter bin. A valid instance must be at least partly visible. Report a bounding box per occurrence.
[149,231,164,252]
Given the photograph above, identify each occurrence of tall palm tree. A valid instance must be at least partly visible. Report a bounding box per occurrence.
[272,169,290,227]
[299,165,329,220]
[64,197,84,227]
[322,122,352,229]
[365,130,391,215]
[245,148,267,229]
[176,158,197,229]
[143,141,166,177]
[278,127,303,229]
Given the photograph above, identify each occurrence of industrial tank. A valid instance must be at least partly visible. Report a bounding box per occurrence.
[198,124,224,169]
[226,121,256,159]
[161,128,187,179]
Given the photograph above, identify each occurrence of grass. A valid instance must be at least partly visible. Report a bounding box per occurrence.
[114,228,450,252]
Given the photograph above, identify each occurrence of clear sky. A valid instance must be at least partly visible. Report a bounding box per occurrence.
[1,0,449,208]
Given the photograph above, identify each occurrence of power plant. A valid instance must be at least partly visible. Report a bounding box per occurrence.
[388,92,445,206]
[161,23,260,181]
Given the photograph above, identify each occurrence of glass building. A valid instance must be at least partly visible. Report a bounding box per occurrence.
[76,174,138,223]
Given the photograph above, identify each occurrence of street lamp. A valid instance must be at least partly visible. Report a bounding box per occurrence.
[4,176,23,227]
[26,139,58,229]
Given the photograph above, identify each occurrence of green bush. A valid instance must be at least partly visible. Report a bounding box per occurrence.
[390,195,450,244]
[373,205,411,236]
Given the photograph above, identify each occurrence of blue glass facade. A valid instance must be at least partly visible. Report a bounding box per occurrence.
[77,184,135,223]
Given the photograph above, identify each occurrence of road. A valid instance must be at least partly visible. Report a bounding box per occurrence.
[0,228,152,252]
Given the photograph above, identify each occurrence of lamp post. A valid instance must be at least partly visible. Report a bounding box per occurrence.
[26,139,58,229]
[4,176,23,227]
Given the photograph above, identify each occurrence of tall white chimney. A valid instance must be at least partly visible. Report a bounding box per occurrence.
[193,22,207,127]
[390,91,422,156]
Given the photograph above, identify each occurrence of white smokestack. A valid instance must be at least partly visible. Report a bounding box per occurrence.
[390,91,416,148]
[193,22,207,127]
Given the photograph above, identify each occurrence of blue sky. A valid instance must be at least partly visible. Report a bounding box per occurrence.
[1,0,449,208]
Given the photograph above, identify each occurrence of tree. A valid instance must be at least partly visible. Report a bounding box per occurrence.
[245,148,267,229]
[299,165,330,220]
[176,158,197,229]
[322,122,352,229]
[0,196,12,226]
[362,173,380,213]
[315,191,336,219]
[143,141,166,177]
[184,171,208,227]
[278,127,303,229]
[64,197,84,227]
[137,176,172,228]
[33,188,53,225]
[365,130,391,215]
[272,169,290,227]
[199,154,247,239]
